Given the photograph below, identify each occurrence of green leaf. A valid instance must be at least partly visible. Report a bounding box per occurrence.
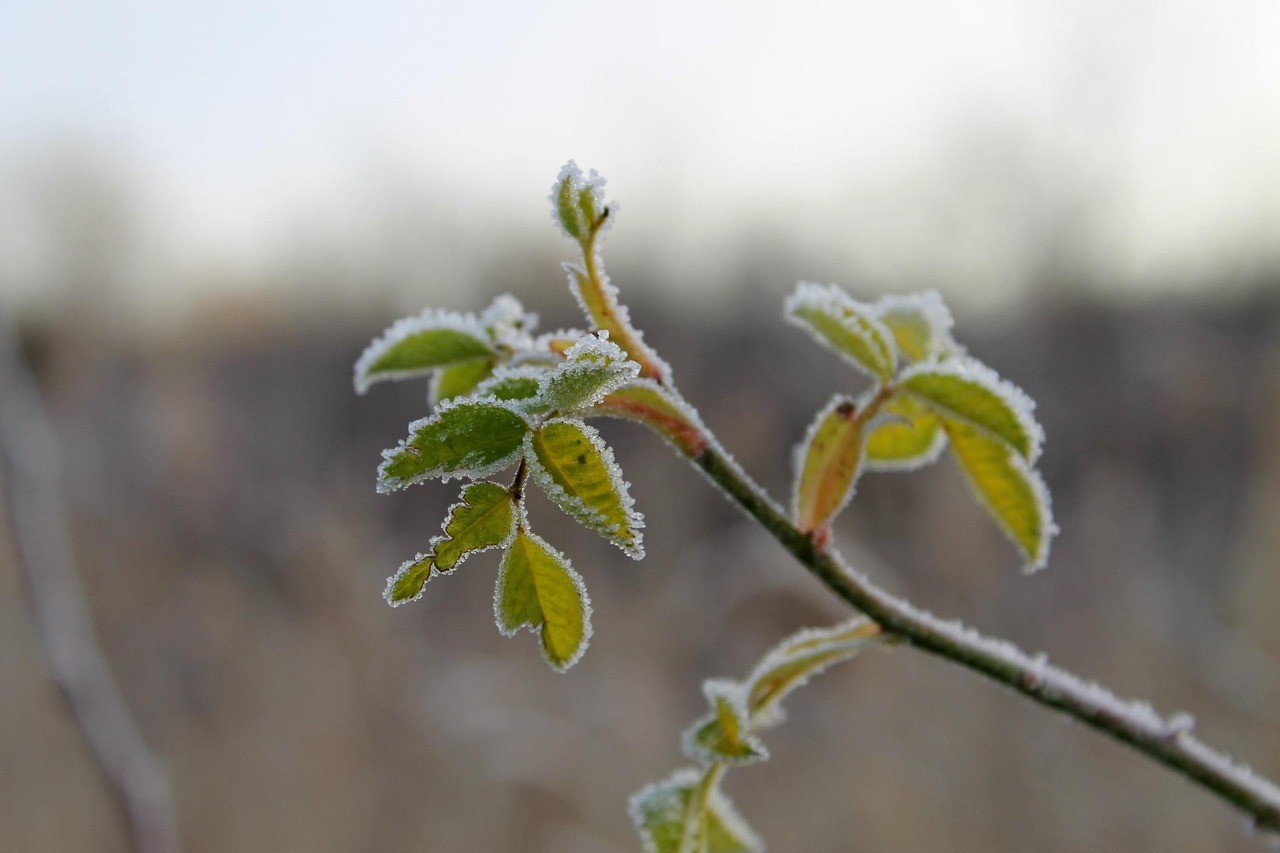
[355,312,494,394]
[430,358,495,406]
[377,400,530,492]
[552,160,603,244]
[472,366,548,405]
[527,418,644,558]
[785,281,897,381]
[494,529,593,671]
[539,332,641,413]
[682,680,768,767]
[432,482,517,572]
[872,290,957,363]
[899,358,1043,462]
[384,553,433,607]
[792,394,866,535]
[743,617,880,728]
[588,379,708,457]
[629,769,763,853]
[942,416,1056,572]
[864,393,947,472]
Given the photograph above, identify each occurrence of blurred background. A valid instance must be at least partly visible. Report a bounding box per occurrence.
[2,1,1279,850]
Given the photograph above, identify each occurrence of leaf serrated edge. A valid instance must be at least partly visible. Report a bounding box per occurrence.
[429,482,518,573]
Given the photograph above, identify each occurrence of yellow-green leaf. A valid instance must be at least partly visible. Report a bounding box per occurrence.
[899,359,1043,462]
[539,332,641,413]
[785,281,897,381]
[383,553,433,607]
[792,394,866,535]
[494,529,592,671]
[377,401,529,492]
[528,418,644,558]
[681,680,768,767]
[629,768,763,853]
[942,416,1055,571]
[355,313,494,394]
[864,394,947,472]
[872,290,957,363]
[432,482,517,572]
[429,358,495,406]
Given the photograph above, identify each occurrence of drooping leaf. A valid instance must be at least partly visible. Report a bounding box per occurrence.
[785,281,897,381]
[432,482,517,572]
[864,393,947,472]
[494,528,593,671]
[429,358,495,406]
[743,617,881,728]
[355,311,495,394]
[384,553,433,607]
[871,290,957,363]
[682,679,768,767]
[377,400,529,492]
[899,358,1043,462]
[792,394,866,535]
[589,379,708,457]
[942,416,1056,572]
[527,418,644,557]
[538,332,641,413]
[629,768,762,853]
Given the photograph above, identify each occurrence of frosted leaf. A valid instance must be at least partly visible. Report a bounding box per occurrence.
[480,293,538,352]
[563,262,673,383]
[526,418,645,558]
[493,528,593,671]
[941,416,1056,572]
[871,290,958,363]
[588,379,709,458]
[785,281,897,382]
[539,331,641,414]
[791,393,867,536]
[429,358,495,407]
[354,309,494,394]
[743,617,880,729]
[472,364,550,407]
[863,393,948,472]
[899,357,1044,463]
[377,398,530,492]
[681,679,768,767]
[550,160,607,244]
[384,553,433,607]
[431,481,517,572]
[629,768,763,853]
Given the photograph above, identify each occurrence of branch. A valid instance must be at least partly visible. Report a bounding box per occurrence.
[681,430,1280,836]
[0,321,181,853]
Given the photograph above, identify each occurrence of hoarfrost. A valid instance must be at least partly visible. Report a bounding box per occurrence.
[789,391,870,532]
[383,552,433,608]
[871,289,960,362]
[784,281,898,381]
[354,307,493,395]
[539,331,642,413]
[492,528,594,673]
[681,678,768,767]
[563,260,673,384]
[480,293,538,352]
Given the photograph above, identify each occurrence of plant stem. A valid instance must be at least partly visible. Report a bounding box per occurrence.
[683,430,1280,835]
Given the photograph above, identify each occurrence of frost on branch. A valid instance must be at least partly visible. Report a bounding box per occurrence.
[628,768,762,853]
[785,282,898,382]
[899,357,1043,463]
[526,418,645,558]
[792,393,866,537]
[376,398,530,492]
[538,331,641,413]
[493,528,593,671]
[942,417,1056,572]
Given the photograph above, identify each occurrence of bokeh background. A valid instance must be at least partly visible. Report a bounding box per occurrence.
[3,2,1279,851]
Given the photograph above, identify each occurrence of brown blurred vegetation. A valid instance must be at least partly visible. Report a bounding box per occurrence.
[2,255,1279,851]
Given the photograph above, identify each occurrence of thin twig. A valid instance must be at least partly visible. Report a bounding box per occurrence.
[0,320,181,853]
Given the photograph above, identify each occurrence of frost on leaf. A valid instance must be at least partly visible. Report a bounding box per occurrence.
[432,481,517,572]
[864,394,948,472]
[629,768,763,853]
[792,394,866,536]
[377,399,529,492]
[472,365,549,408]
[589,379,708,458]
[682,679,768,767]
[942,416,1056,572]
[354,309,495,394]
[384,553,433,607]
[551,160,606,245]
[899,358,1043,463]
[430,358,495,406]
[494,528,592,671]
[742,617,880,729]
[538,332,641,414]
[527,418,645,558]
[785,282,897,381]
[871,290,957,363]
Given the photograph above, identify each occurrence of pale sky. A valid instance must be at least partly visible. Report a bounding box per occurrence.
[3,0,1279,314]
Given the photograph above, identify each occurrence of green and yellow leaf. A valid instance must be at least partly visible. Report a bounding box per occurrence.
[383,553,433,607]
[355,312,494,394]
[864,394,947,472]
[629,768,763,853]
[432,482,517,572]
[429,358,495,406]
[527,418,644,558]
[899,358,1043,462]
[943,416,1055,571]
[871,290,957,363]
[589,379,708,457]
[785,281,897,381]
[494,529,593,671]
[682,679,768,767]
[792,394,866,535]
[377,400,529,492]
